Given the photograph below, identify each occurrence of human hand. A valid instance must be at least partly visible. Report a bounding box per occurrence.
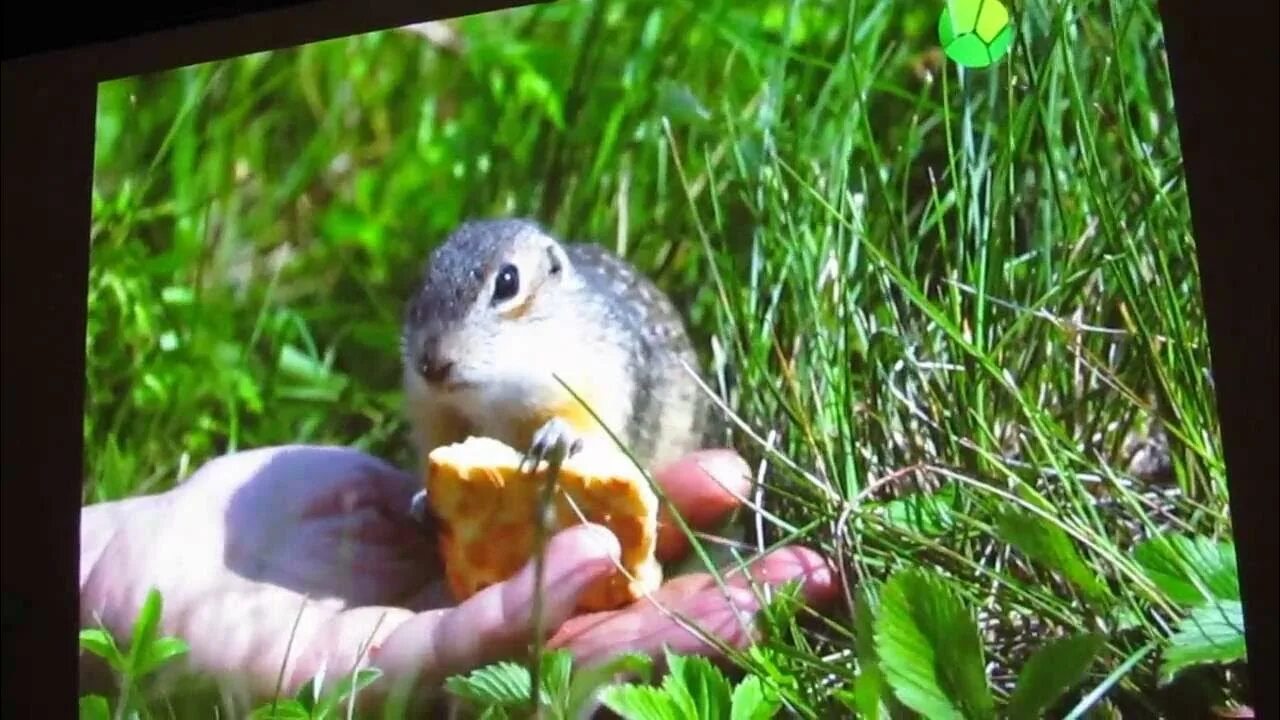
[79,444,835,712]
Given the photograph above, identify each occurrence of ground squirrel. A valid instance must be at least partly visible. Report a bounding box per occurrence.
[401,217,711,522]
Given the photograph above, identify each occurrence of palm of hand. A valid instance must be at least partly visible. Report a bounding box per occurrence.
[79,445,834,711]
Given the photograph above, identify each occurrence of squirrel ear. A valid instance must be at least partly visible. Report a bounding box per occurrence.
[545,245,564,275]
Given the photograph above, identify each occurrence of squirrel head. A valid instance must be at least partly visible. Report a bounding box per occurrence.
[401,217,582,396]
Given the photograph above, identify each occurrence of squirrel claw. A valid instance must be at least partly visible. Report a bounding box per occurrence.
[521,417,584,474]
[409,489,430,526]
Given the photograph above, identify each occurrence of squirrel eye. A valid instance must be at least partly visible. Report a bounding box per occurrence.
[492,263,520,302]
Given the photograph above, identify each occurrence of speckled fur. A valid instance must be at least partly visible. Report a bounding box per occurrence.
[401,218,709,475]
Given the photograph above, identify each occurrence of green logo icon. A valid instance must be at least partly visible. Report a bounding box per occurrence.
[938,0,1015,68]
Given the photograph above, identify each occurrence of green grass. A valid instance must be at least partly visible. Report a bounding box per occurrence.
[85,0,1245,716]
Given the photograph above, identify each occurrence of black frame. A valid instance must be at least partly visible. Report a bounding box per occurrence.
[2,1,1274,716]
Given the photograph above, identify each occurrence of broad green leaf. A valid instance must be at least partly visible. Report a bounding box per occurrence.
[1133,534,1239,605]
[599,684,683,720]
[540,649,574,716]
[79,628,123,668]
[849,678,890,720]
[127,587,165,673]
[567,652,654,716]
[78,695,110,720]
[873,569,995,720]
[248,699,311,720]
[1160,600,1247,684]
[314,667,383,717]
[293,673,321,710]
[1006,632,1105,720]
[135,636,190,677]
[852,584,891,720]
[994,509,1108,602]
[663,650,734,719]
[741,646,800,706]
[444,661,538,708]
[876,485,959,537]
[729,675,782,720]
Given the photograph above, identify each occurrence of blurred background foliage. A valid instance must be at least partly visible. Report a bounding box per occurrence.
[87,0,1215,512]
[88,0,962,496]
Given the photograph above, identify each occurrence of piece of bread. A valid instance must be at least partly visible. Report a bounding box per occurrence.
[424,436,663,612]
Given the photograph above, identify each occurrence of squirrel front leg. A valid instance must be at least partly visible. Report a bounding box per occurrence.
[513,373,631,473]
[407,399,474,526]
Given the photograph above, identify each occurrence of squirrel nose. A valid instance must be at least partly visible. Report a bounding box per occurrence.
[419,356,454,384]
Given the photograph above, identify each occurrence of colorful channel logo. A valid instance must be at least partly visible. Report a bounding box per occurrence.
[938,0,1015,69]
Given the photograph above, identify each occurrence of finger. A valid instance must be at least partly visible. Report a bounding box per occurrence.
[653,449,751,562]
[654,449,751,517]
[549,545,836,647]
[550,545,836,668]
[723,545,838,604]
[650,545,839,610]
[372,523,622,686]
[555,584,760,670]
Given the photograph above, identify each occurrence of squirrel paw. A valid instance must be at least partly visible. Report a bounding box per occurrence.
[409,489,430,526]
[521,417,585,473]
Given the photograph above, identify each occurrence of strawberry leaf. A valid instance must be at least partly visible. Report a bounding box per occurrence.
[1006,632,1105,720]
[1133,534,1240,606]
[134,636,189,678]
[248,699,311,720]
[79,628,124,669]
[599,684,683,720]
[994,509,1108,603]
[445,661,539,709]
[1160,600,1247,684]
[729,675,782,720]
[873,569,995,720]
[662,650,733,719]
[566,651,654,716]
[78,695,111,720]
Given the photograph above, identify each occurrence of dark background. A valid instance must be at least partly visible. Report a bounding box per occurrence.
[2,2,331,61]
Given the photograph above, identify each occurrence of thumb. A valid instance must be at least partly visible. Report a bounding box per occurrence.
[374,523,622,686]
